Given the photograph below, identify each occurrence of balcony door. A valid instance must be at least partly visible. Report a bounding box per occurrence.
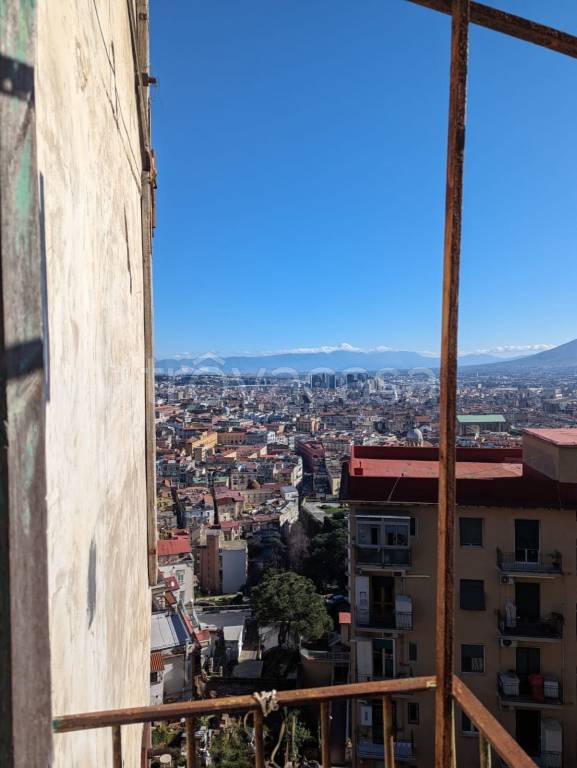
[515,520,539,564]
[372,639,395,680]
[371,576,395,626]
[516,647,540,696]
[516,709,540,757]
[515,582,540,623]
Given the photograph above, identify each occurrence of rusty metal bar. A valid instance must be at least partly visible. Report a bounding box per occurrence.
[112,725,122,768]
[435,1,469,768]
[254,709,265,768]
[453,676,537,768]
[405,0,577,60]
[383,695,395,768]
[320,701,330,768]
[186,716,196,768]
[53,676,436,733]
[479,732,492,768]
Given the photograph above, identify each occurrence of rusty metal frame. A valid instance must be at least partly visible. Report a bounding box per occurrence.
[435,1,469,766]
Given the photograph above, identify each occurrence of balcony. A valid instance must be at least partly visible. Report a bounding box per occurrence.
[357,611,413,632]
[497,549,562,576]
[497,673,563,708]
[300,646,350,665]
[356,545,411,569]
[358,734,415,762]
[53,675,539,768]
[498,611,563,641]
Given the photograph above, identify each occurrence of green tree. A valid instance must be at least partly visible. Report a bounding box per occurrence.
[304,514,348,591]
[209,724,253,768]
[252,571,332,647]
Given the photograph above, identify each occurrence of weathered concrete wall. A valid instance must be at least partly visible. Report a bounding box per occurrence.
[35,1,150,765]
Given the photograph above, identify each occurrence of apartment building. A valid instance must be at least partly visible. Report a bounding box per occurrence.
[343,429,577,768]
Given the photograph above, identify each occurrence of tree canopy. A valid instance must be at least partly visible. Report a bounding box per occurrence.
[252,571,332,647]
[304,513,348,591]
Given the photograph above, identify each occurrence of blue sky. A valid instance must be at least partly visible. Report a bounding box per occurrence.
[151,1,577,358]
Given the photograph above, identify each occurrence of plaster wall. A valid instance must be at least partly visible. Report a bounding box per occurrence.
[36,1,151,765]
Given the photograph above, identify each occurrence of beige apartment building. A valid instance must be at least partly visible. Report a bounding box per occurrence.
[343,429,576,768]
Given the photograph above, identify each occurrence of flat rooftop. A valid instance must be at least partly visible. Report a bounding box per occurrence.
[342,439,576,508]
[524,427,577,447]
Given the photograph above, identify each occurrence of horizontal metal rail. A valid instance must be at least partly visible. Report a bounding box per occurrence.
[52,675,436,733]
[53,675,539,768]
[405,0,577,60]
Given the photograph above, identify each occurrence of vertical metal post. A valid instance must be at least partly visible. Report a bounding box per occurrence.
[186,716,197,768]
[254,709,265,768]
[383,695,395,768]
[479,734,492,768]
[435,2,469,768]
[112,725,122,768]
[320,701,330,768]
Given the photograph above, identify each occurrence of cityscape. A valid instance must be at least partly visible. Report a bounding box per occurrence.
[150,347,577,766]
[2,1,577,768]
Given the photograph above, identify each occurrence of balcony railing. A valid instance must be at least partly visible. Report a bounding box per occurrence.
[358,734,415,761]
[356,545,412,568]
[497,549,562,575]
[498,611,563,640]
[300,647,350,664]
[497,674,563,707]
[53,675,538,768]
[357,611,413,631]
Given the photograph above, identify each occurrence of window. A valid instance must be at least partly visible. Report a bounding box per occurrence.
[384,522,409,547]
[515,519,539,563]
[408,642,418,663]
[459,517,483,547]
[410,517,417,536]
[358,523,380,546]
[408,703,419,724]
[461,644,485,674]
[177,570,184,585]
[460,579,485,610]
[461,712,479,736]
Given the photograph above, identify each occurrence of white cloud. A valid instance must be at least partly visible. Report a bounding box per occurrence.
[462,344,554,358]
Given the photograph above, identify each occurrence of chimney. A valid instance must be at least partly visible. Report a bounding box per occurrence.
[523,429,577,483]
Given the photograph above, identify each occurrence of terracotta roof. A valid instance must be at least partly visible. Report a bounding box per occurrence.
[165,591,176,606]
[157,538,191,557]
[150,652,165,672]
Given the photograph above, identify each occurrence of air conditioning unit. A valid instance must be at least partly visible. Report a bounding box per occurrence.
[500,638,517,648]
[500,576,514,585]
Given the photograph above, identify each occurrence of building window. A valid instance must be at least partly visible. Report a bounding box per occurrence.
[177,571,185,585]
[460,579,485,610]
[408,703,419,724]
[410,517,417,536]
[408,642,418,663]
[461,712,479,736]
[358,523,380,546]
[515,519,539,563]
[459,517,483,547]
[461,644,485,674]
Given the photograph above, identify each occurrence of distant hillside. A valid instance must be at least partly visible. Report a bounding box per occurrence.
[156,348,512,374]
[482,338,577,371]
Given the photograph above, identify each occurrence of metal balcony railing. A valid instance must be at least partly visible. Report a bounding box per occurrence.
[498,611,564,640]
[357,611,413,631]
[53,675,538,768]
[497,549,562,575]
[357,734,415,761]
[497,674,563,706]
[356,545,412,568]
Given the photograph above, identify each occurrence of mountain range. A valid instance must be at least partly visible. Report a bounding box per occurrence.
[155,339,577,374]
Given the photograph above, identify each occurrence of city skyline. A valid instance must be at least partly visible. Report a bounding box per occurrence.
[151,0,577,358]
